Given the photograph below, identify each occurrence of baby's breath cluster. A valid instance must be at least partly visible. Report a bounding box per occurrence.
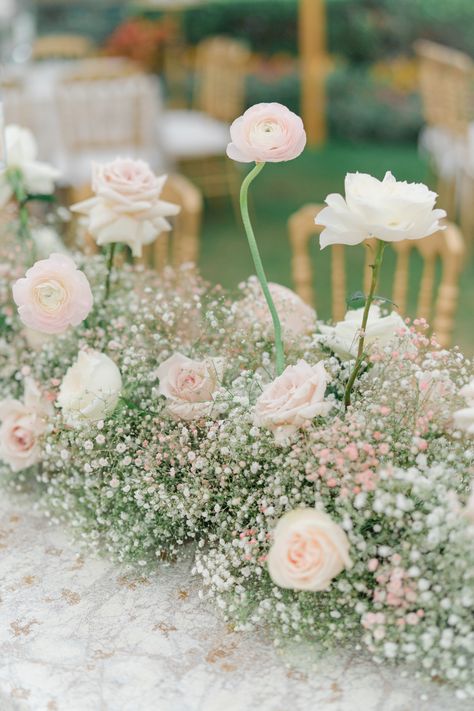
[0,249,473,697]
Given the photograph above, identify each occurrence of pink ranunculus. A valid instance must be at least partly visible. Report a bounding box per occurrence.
[254,359,331,443]
[71,159,180,257]
[226,103,306,163]
[0,378,53,472]
[157,353,225,421]
[12,253,93,335]
[267,508,353,592]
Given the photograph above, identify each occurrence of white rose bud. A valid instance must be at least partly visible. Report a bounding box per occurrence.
[57,350,122,426]
[319,305,406,359]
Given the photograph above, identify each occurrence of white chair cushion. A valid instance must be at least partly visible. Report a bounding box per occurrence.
[161,110,230,159]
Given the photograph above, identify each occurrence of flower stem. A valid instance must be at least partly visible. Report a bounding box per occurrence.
[104,243,116,301]
[240,162,285,375]
[344,239,386,409]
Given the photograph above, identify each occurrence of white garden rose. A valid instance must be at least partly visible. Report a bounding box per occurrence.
[253,359,331,443]
[0,125,60,208]
[236,281,316,340]
[316,171,446,249]
[71,158,180,257]
[57,350,122,426]
[268,508,353,592]
[157,353,225,421]
[319,305,406,359]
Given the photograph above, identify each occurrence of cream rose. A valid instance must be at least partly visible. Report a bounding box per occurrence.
[268,508,353,591]
[157,353,225,421]
[57,350,122,426]
[319,305,406,359]
[316,171,446,249]
[254,359,331,443]
[0,125,60,208]
[452,380,474,436]
[0,378,53,472]
[236,281,316,340]
[71,159,180,257]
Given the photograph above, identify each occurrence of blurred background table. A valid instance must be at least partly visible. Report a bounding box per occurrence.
[0,498,467,711]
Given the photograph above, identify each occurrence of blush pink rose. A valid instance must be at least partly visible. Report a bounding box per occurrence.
[254,360,331,443]
[157,353,225,421]
[226,103,306,163]
[71,159,180,257]
[12,253,93,335]
[0,378,53,472]
[236,281,316,340]
[268,508,353,591]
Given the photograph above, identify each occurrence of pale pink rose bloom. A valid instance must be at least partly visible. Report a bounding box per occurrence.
[236,281,316,340]
[0,378,53,472]
[157,353,225,421]
[226,103,306,163]
[71,159,180,257]
[316,171,446,249]
[254,359,331,443]
[268,508,353,591]
[12,253,93,335]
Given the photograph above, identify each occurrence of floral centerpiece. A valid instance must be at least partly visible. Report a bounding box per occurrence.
[0,107,473,699]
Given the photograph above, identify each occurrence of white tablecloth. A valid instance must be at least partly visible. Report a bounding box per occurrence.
[2,61,167,179]
[0,498,467,711]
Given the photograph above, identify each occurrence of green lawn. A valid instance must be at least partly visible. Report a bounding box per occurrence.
[198,141,474,354]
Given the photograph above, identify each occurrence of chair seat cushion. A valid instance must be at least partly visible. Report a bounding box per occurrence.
[161,110,230,159]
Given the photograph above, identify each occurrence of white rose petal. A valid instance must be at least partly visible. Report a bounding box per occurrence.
[316,171,446,249]
[57,350,122,427]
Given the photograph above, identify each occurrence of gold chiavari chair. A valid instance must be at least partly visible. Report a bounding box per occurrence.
[288,203,466,347]
[415,40,473,232]
[71,174,202,270]
[162,36,250,209]
[32,34,95,61]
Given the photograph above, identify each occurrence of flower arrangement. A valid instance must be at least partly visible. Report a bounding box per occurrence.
[0,107,473,698]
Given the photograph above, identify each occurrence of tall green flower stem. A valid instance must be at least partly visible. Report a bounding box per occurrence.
[344,239,386,409]
[8,169,36,264]
[104,243,116,301]
[240,162,285,375]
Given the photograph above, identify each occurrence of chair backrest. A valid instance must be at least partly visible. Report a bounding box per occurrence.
[71,174,202,269]
[56,73,159,153]
[288,203,466,347]
[33,34,94,61]
[414,39,473,137]
[140,174,202,271]
[193,36,250,122]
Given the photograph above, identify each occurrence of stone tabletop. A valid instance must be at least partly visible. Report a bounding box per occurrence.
[0,499,468,711]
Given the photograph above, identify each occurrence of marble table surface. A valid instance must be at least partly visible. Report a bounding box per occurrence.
[0,498,468,711]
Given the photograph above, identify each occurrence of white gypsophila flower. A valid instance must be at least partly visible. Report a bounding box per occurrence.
[316,171,446,249]
[57,350,122,427]
[0,125,60,207]
[319,305,406,359]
